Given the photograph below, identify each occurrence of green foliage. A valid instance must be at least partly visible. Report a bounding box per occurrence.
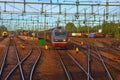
[64,21,120,38]
[0,25,8,32]
[65,22,77,33]
[16,29,22,35]
[102,21,120,34]
[65,21,120,37]
[78,26,88,33]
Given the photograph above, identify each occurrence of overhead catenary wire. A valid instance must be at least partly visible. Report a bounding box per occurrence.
[0,0,120,29]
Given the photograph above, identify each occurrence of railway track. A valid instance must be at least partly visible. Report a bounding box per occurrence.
[98,40,120,53]
[69,37,120,65]
[56,50,94,80]
[67,38,120,80]
[0,36,43,80]
[66,44,113,80]
[86,43,113,80]
[16,36,43,80]
[0,37,24,80]
[1,36,119,79]
[91,43,120,79]
[0,37,5,42]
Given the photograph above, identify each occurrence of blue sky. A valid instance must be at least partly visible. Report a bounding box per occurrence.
[0,0,120,31]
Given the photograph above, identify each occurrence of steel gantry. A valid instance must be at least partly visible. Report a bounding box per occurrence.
[0,0,120,30]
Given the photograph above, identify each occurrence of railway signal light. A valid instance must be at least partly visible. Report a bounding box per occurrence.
[75,47,79,53]
[45,45,48,50]
[39,38,45,46]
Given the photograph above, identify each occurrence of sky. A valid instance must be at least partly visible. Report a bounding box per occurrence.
[0,0,120,31]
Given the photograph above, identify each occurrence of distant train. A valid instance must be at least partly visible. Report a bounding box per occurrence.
[68,32,114,38]
[38,26,68,48]
[2,31,8,37]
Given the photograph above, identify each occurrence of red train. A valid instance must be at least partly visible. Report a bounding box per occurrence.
[38,26,68,48]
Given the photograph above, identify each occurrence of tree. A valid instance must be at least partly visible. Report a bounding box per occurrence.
[65,22,77,33]
[0,25,8,32]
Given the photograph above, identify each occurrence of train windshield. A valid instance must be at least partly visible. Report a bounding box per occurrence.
[55,32,66,36]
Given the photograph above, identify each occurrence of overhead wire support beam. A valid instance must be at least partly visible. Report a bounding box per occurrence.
[0,1,120,6]
[1,11,119,17]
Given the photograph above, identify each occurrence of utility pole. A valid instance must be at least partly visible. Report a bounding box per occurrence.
[4,1,6,12]
[112,14,115,22]
[59,4,61,14]
[106,0,109,21]
[0,6,1,19]
[84,8,87,25]
[64,8,66,24]
[44,6,46,41]
[24,0,26,13]
[75,0,79,19]
[104,9,105,22]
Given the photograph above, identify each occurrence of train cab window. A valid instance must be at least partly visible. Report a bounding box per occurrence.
[55,32,66,36]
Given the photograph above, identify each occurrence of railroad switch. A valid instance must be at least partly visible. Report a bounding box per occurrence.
[75,47,79,53]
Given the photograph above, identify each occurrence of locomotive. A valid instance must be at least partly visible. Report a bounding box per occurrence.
[38,26,68,48]
[2,31,8,37]
[50,26,68,48]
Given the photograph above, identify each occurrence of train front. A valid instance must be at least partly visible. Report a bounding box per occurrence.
[51,27,68,48]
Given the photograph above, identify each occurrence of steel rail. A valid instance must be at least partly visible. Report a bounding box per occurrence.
[94,45,113,80]
[5,48,33,80]
[67,52,94,80]
[57,50,73,80]
[87,43,91,80]
[0,38,10,76]
[30,48,42,80]
[13,40,25,80]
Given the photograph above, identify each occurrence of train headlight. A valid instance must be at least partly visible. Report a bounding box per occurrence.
[63,39,66,42]
[54,39,58,42]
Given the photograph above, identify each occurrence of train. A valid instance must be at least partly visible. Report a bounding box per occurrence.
[2,31,8,37]
[38,26,68,48]
[51,26,68,48]
[68,32,114,38]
